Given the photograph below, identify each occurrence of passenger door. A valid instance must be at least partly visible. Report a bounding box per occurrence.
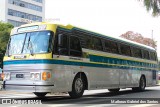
[52,34,70,92]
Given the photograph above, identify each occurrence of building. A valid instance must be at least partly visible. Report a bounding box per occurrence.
[0,0,45,27]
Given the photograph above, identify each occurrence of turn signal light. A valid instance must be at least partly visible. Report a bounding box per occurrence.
[1,73,4,80]
[42,72,51,81]
[42,72,47,81]
[47,72,51,79]
[2,72,10,80]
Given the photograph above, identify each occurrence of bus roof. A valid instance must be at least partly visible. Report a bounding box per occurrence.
[16,22,156,51]
[58,24,156,51]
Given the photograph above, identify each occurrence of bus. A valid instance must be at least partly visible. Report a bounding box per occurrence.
[2,22,158,98]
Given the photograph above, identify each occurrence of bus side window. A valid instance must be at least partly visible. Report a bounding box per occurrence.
[92,37,103,51]
[119,44,131,56]
[82,34,92,49]
[103,39,119,54]
[142,50,149,60]
[69,36,82,57]
[150,52,157,61]
[57,34,69,55]
[132,47,142,58]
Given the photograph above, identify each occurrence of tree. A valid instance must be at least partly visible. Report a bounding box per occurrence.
[0,22,14,68]
[120,31,157,49]
[140,0,160,16]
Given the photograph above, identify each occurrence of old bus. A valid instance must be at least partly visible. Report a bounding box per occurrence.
[2,22,158,98]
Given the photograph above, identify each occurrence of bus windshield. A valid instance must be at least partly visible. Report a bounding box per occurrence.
[8,31,53,55]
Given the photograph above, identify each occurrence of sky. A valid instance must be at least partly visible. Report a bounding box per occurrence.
[45,0,160,57]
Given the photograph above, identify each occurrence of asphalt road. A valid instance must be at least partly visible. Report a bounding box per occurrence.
[0,86,160,107]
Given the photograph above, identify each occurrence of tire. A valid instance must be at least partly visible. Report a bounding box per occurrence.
[108,88,120,92]
[138,76,146,91]
[132,76,146,92]
[34,92,47,98]
[68,75,85,98]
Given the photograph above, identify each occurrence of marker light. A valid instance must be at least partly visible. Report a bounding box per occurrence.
[39,25,47,30]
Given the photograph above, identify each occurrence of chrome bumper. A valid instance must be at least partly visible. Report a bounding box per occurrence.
[2,81,54,92]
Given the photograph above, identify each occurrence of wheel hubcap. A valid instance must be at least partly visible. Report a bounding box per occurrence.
[75,78,83,93]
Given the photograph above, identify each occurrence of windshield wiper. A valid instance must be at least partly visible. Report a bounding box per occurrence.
[28,35,34,56]
[7,38,11,57]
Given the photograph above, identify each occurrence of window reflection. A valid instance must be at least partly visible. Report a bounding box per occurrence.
[8,31,52,55]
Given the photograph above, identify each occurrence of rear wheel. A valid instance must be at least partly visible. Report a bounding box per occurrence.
[139,76,146,91]
[108,88,120,92]
[132,76,146,92]
[34,92,47,98]
[68,75,85,98]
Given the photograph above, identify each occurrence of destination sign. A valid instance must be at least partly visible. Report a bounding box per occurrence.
[18,26,39,32]
[14,55,26,59]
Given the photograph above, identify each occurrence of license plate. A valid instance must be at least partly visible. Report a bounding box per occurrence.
[16,74,24,78]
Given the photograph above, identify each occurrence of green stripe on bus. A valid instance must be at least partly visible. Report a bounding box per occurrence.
[4,59,158,71]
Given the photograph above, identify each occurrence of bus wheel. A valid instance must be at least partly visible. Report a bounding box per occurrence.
[108,88,120,92]
[132,76,146,92]
[139,76,146,91]
[68,75,85,98]
[34,92,47,98]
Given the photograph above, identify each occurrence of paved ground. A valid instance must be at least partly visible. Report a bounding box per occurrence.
[0,86,160,106]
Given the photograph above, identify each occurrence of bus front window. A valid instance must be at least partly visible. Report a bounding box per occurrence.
[8,31,53,55]
[8,33,26,55]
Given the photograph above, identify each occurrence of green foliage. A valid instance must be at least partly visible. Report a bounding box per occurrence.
[0,22,14,68]
[142,0,160,16]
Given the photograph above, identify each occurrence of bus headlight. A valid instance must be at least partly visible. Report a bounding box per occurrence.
[30,73,35,80]
[3,72,10,80]
[30,73,41,81]
[35,73,40,80]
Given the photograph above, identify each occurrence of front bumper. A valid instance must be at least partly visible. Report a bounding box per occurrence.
[2,81,54,93]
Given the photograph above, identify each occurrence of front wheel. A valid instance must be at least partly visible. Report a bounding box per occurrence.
[68,75,85,98]
[34,92,47,98]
